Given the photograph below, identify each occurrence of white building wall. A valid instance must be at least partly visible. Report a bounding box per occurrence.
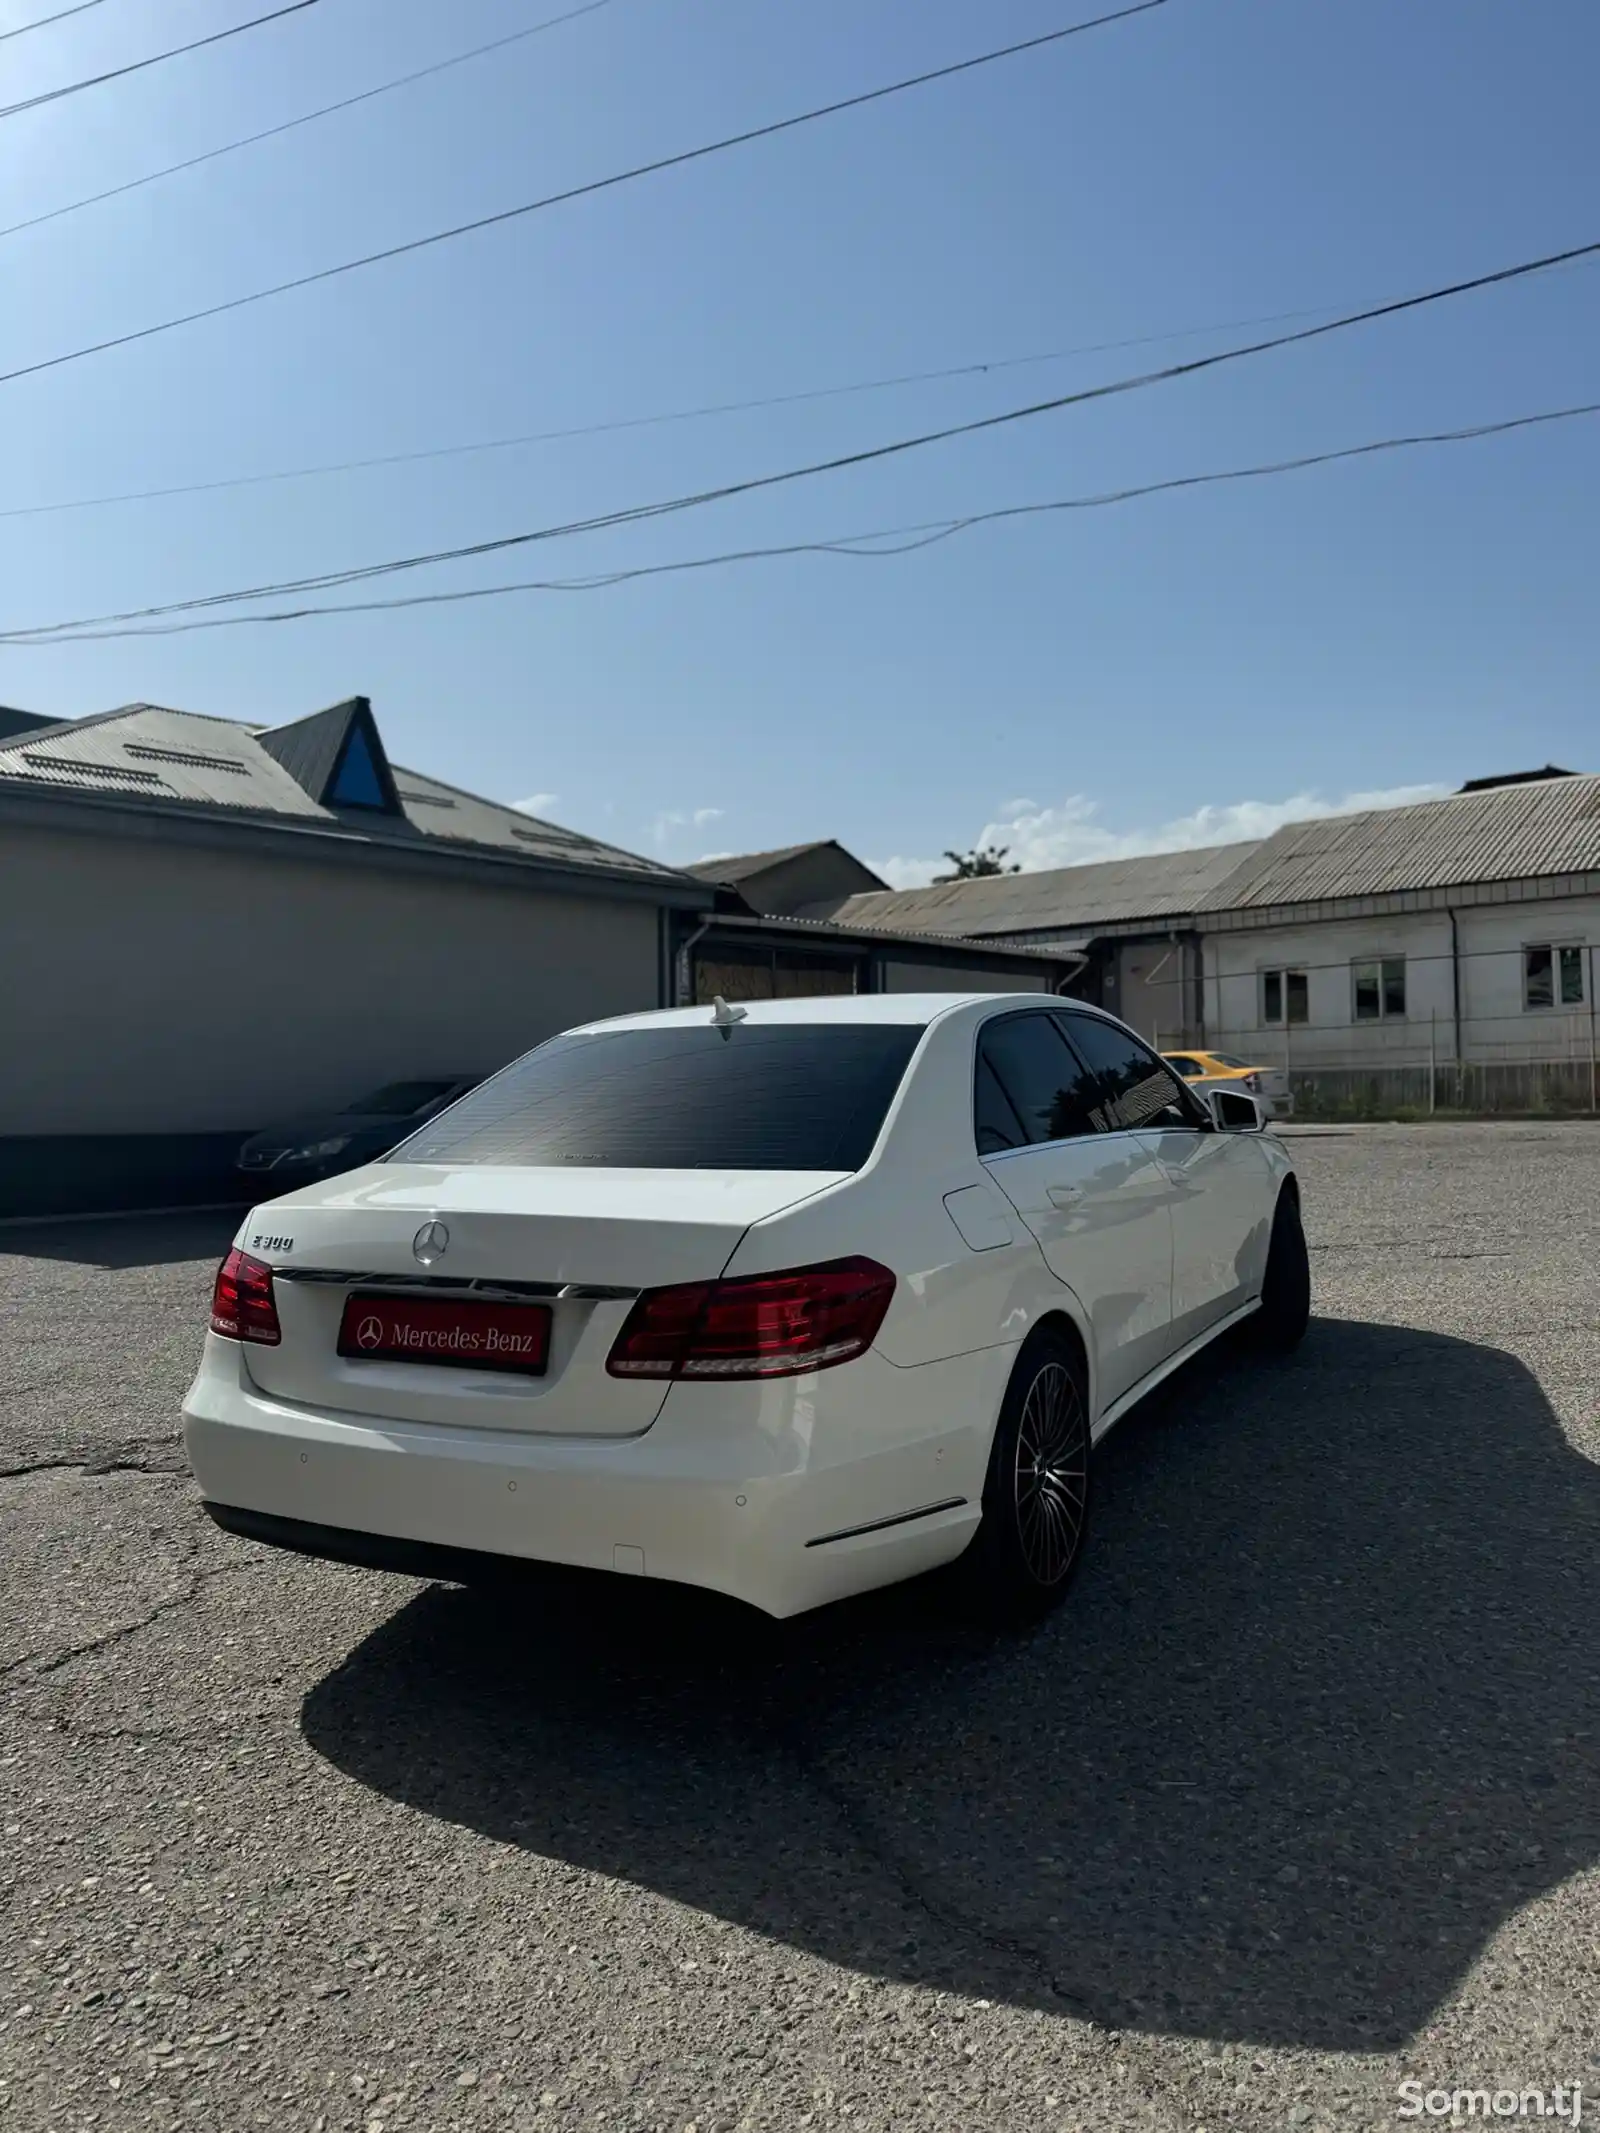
[1204,912,1457,1070]
[1201,897,1599,1068]
[1114,938,1191,1048]
[0,824,664,1135]
[1456,895,1598,1065]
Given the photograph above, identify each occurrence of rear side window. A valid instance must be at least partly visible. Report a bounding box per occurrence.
[1061,1013,1204,1132]
[387,1023,923,1171]
[976,1013,1104,1151]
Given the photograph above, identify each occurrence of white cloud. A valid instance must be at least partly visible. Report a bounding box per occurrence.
[652,805,724,847]
[870,781,1449,890]
[512,792,558,816]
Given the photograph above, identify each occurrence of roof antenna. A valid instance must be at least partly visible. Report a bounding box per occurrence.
[710,995,748,1036]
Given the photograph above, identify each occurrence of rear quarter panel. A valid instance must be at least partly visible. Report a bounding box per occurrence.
[721,1004,1094,1383]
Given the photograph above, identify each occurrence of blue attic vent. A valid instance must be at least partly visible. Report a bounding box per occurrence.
[328,721,388,809]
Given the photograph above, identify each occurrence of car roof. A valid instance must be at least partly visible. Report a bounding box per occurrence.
[572,992,1087,1035]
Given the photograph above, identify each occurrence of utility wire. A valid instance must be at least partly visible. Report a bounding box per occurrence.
[0,0,618,244]
[5,399,1593,644]
[7,233,1595,639]
[0,0,1167,387]
[0,0,105,45]
[0,0,318,123]
[0,301,1359,521]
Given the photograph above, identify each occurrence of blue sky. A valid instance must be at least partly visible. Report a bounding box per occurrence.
[2,0,1596,883]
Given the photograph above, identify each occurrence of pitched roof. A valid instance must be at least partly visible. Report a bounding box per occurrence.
[684,842,841,886]
[0,706,58,743]
[1199,771,1600,912]
[256,695,379,802]
[1457,765,1575,792]
[705,908,1067,961]
[830,841,1263,940]
[0,702,690,891]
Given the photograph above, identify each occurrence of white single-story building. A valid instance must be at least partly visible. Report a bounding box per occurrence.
[821,768,1600,1113]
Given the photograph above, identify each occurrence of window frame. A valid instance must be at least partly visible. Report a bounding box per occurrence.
[1261,966,1309,1027]
[971,1010,1107,1158]
[1351,955,1407,1023]
[1522,942,1587,1012]
[1053,1009,1215,1137]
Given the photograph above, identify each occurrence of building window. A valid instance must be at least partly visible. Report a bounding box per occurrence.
[1524,944,1586,1010]
[1262,967,1308,1026]
[1352,957,1406,1021]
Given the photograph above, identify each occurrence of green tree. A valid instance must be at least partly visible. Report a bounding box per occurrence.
[933,844,1021,882]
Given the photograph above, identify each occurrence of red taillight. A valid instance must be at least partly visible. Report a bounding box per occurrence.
[1243,1072,1261,1092]
[210,1249,281,1346]
[606,1257,895,1382]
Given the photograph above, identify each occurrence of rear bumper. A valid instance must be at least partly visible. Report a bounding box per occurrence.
[183,1334,996,1618]
[204,1502,524,1584]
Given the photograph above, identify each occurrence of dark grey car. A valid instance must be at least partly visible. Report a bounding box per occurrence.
[236,1078,479,1186]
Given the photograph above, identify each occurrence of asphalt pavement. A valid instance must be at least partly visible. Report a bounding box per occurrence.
[2,1124,1597,2132]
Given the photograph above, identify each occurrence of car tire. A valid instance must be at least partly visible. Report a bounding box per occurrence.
[959,1328,1091,1626]
[1254,1185,1311,1352]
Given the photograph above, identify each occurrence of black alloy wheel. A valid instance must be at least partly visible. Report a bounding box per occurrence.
[961,1328,1092,1625]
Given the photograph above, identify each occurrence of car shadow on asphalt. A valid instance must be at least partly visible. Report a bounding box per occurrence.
[299,1317,1600,2050]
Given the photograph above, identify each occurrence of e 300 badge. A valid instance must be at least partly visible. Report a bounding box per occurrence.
[250,1232,295,1255]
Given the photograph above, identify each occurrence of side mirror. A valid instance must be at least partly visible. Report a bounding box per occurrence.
[1208,1086,1266,1133]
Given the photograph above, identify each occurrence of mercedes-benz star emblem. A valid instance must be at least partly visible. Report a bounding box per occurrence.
[413,1219,450,1266]
[355,1314,385,1350]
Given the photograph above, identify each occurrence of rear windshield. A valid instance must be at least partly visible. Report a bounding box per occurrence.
[348,1080,461,1116]
[386,1023,923,1171]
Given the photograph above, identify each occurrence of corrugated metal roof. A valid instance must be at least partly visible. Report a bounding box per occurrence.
[0,706,57,742]
[684,841,834,885]
[1199,772,1600,910]
[831,841,1263,939]
[387,766,674,878]
[0,703,686,886]
[707,909,1068,960]
[256,696,366,800]
[0,705,328,815]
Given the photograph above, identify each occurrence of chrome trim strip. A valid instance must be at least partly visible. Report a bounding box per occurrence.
[272,1270,641,1301]
[805,1497,969,1549]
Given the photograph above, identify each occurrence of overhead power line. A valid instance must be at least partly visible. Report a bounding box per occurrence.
[0,300,1361,521]
[6,399,1595,644]
[0,0,1168,387]
[0,0,106,45]
[0,0,318,123]
[7,232,1594,638]
[0,0,619,245]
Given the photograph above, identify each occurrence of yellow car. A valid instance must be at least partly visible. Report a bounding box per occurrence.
[1163,1048,1294,1120]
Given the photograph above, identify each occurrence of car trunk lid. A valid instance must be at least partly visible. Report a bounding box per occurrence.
[236,1163,844,1436]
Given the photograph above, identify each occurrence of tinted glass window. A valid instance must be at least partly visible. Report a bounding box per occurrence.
[977,1014,1103,1149]
[974,1054,1027,1155]
[1167,1054,1203,1078]
[1059,1013,1204,1132]
[349,1080,463,1116]
[388,1024,922,1171]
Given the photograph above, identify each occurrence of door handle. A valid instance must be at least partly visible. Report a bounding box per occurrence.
[1047,1183,1083,1210]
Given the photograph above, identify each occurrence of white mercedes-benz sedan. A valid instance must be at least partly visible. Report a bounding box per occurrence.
[184,993,1309,1621]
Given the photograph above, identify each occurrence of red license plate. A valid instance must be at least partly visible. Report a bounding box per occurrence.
[337,1292,551,1375]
